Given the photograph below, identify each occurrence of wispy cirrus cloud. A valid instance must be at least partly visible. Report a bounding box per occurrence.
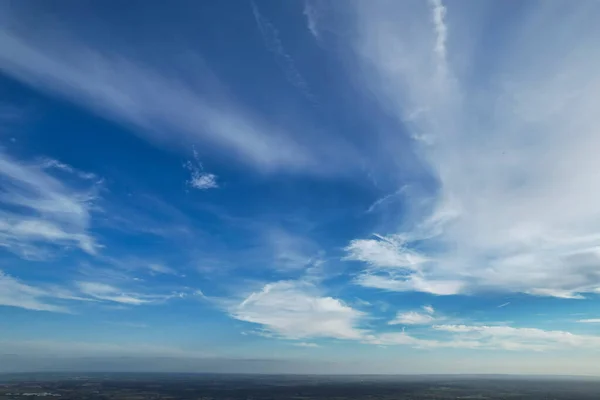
[433,325,600,351]
[76,281,186,306]
[389,305,438,325]
[251,1,315,102]
[39,158,98,181]
[356,273,464,296]
[0,271,69,313]
[365,187,405,214]
[145,263,178,276]
[0,269,187,312]
[345,234,428,269]
[389,311,435,325]
[0,3,350,175]
[303,1,321,40]
[366,323,600,352]
[336,0,600,298]
[0,149,100,259]
[294,342,319,348]
[577,319,600,324]
[428,0,447,73]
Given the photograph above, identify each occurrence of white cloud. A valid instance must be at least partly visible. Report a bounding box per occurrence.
[433,325,600,351]
[303,1,321,39]
[577,319,600,324]
[346,235,428,269]
[39,158,98,180]
[389,311,435,325]
[146,263,178,275]
[294,342,319,348]
[0,271,68,312]
[91,256,179,278]
[0,149,99,258]
[340,1,600,298]
[355,273,464,295]
[224,278,600,353]
[364,331,479,350]
[429,0,447,73]
[184,149,218,190]
[363,323,600,352]
[365,187,405,214]
[526,288,585,300]
[353,298,373,308]
[228,280,366,340]
[188,173,218,190]
[76,281,180,305]
[389,305,438,325]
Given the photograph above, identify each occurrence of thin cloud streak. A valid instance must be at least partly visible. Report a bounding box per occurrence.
[389,311,435,326]
[0,271,69,313]
[251,1,316,103]
[0,269,188,312]
[294,342,319,348]
[0,149,100,258]
[429,0,448,74]
[303,1,321,39]
[76,281,188,306]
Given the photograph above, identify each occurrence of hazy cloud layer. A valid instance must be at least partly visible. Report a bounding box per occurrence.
[340,0,600,299]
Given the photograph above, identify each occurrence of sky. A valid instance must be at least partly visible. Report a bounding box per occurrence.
[1,0,600,375]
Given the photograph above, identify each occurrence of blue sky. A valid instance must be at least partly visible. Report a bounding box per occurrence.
[1,0,600,375]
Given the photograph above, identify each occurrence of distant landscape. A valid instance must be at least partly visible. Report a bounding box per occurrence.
[2,374,600,400]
